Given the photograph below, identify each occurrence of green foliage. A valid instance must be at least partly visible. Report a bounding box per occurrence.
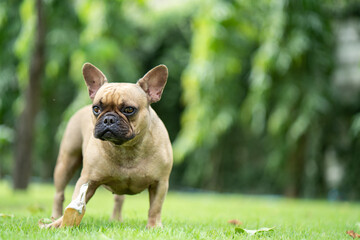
[1,0,360,198]
[173,0,353,198]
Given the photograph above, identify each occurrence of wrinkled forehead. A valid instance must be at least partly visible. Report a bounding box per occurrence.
[93,83,147,107]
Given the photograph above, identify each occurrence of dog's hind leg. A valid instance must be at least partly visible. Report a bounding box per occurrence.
[111,194,125,221]
[52,150,82,219]
[51,117,83,219]
[52,149,82,219]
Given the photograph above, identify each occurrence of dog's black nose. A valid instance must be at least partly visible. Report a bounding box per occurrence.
[103,115,117,126]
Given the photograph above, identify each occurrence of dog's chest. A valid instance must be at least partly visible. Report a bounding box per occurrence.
[102,164,156,195]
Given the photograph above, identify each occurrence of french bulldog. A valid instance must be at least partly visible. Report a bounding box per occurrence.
[48,63,173,228]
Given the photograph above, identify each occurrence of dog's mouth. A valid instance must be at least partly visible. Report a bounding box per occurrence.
[101,130,116,139]
[95,128,135,145]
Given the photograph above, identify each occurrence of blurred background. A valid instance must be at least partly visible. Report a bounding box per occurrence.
[1,0,360,200]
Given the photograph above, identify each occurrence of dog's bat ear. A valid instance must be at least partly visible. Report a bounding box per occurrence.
[137,65,168,104]
[82,63,108,101]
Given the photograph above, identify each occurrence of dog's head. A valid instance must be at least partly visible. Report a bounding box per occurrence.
[82,63,168,145]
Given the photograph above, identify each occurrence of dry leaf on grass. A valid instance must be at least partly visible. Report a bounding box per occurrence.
[346,230,360,239]
[228,219,243,225]
[235,226,276,236]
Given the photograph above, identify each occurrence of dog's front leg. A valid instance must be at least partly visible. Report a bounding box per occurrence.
[44,177,98,229]
[147,180,169,228]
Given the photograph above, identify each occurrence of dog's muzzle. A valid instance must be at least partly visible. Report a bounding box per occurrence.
[94,112,134,145]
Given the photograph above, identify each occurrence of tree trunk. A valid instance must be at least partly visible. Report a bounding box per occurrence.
[285,135,306,197]
[13,0,45,189]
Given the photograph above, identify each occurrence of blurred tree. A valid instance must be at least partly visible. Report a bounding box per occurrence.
[1,0,360,199]
[13,0,45,189]
[173,0,335,197]
[0,0,21,179]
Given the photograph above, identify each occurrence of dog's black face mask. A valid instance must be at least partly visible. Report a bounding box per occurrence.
[94,111,135,145]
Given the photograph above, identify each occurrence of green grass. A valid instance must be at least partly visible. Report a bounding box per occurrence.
[0,181,359,239]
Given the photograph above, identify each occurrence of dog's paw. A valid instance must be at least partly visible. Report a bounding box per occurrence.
[110,215,123,222]
[146,221,163,229]
[39,217,63,229]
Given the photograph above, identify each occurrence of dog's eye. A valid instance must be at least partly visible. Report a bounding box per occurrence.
[93,106,101,115]
[123,107,136,115]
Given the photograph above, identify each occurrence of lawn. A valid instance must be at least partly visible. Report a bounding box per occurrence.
[0,180,359,239]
